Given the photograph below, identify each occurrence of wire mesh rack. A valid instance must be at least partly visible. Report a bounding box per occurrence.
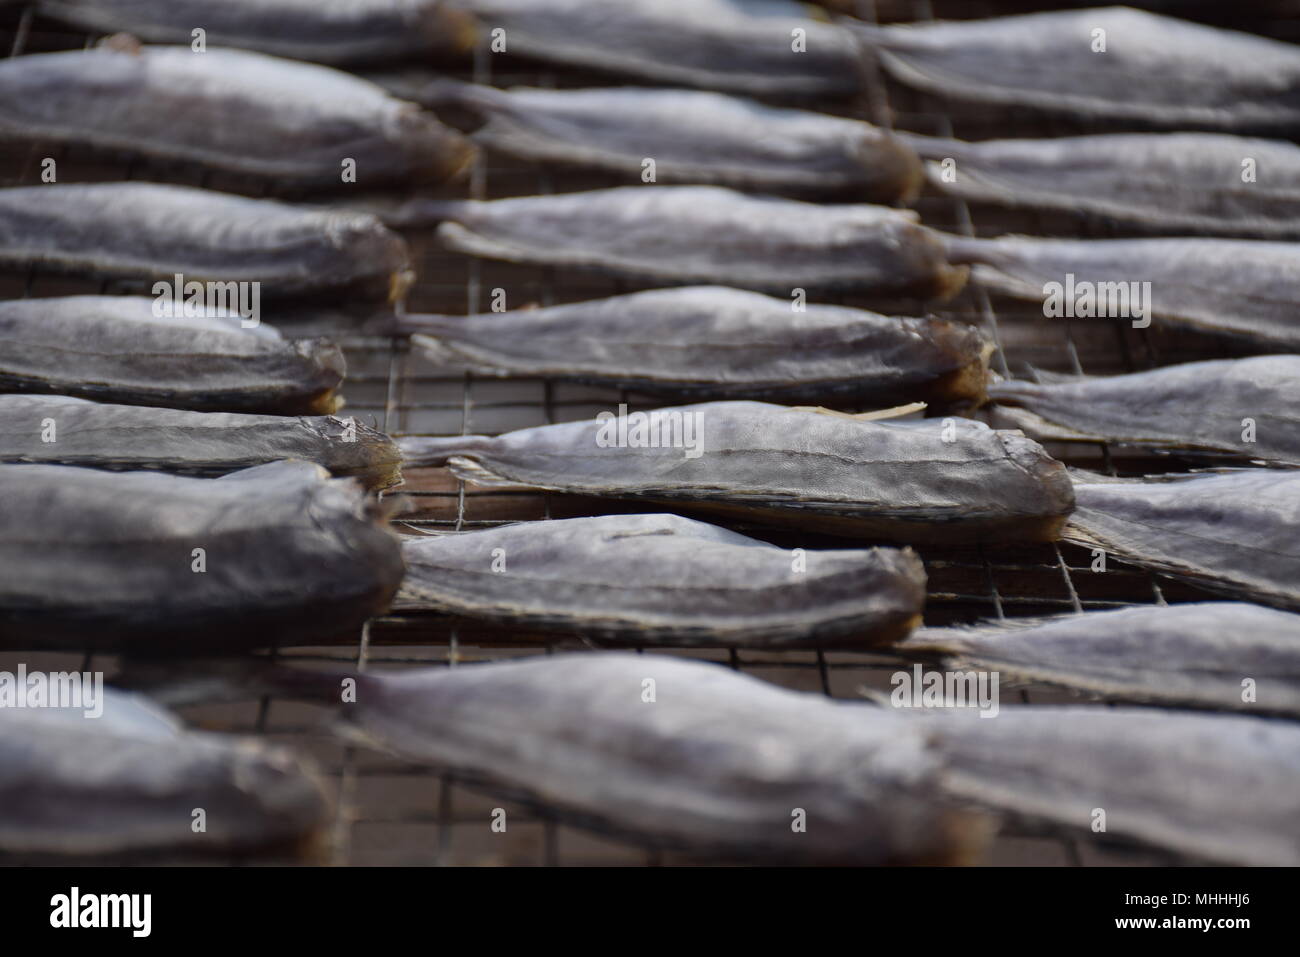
[0,0,1279,865]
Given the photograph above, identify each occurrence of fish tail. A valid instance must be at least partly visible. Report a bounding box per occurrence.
[938,233,999,265]
[114,657,371,708]
[415,78,508,113]
[398,434,491,466]
[382,197,472,228]
[387,312,471,336]
[891,130,964,161]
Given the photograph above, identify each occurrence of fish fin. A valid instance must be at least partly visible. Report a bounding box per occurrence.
[791,402,927,421]
[216,460,332,484]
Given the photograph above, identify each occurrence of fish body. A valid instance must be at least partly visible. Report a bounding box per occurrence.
[1065,470,1300,609]
[0,395,402,489]
[987,356,1300,465]
[397,513,926,647]
[0,461,404,652]
[847,6,1300,132]
[36,0,476,65]
[0,296,345,415]
[904,603,1300,716]
[903,131,1300,239]
[385,186,966,297]
[399,402,1075,544]
[0,182,412,301]
[421,81,920,199]
[0,43,472,186]
[399,286,992,406]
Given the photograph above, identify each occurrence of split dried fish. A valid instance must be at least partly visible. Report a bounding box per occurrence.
[900,131,1300,239]
[399,402,1075,543]
[379,186,967,297]
[0,687,329,861]
[396,286,993,406]
[0,296,346,415]
[419,81,921,199]
[943,234,1300,349]
[846,6,1300,132]
[450,0,863,97]
[902,602,1300,716]
[930,706,1300,866]
[397,513,926,647]
[0,182,413,302]
[36,0,477,65]
[0,41,473,187]
[0,461,404,652]
[987,356,1300,465]
[0,395,402,490]
[1065,470,1300,610]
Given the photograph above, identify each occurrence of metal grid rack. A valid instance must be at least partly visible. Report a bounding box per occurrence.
[0,0,1275,865]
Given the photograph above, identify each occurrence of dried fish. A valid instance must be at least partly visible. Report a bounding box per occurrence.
[0,395,402,489]
[1065,470,1300,610]
[900,131,1300,239]
[929,706,1300,866]
[133,652,986,863]
[397,513,926,647]
[902,603,1300,716]
[987,356,1300,465]
[396,286,993,406]
[419,81,921,199]
[0,41,473,187]
[846,6,1300,132]
[0,296,346,415]
[399,402,1075,544]
[0,461,405,652]
[0,686,329,861]
[0,182,413,302]
[450,0,863,97]
[36,0,477,66]
[943,234,1300,349]
[379,186,967,297]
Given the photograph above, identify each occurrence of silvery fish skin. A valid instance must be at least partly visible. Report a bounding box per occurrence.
[397,286,993,406]
[0,296,346,415]
[846,6,1300,132]
[987,356,1300,465]
[451,0,863,97]
[383,187,967,297]
[944,234,1300,349]
[175,653,985,863]
[397,513,926,647]
[36,0,477,65]
[399,402,1075,543]
[930,706,1300,866]
[901,131,1300,239]
[903,603,1300,717]
[1065,470,1300,610]
[0,43,473,187]
[0,395,402,490]
[0,461,404,652]
[0,182,412,302]
[419,81,921,199]
[0,687,329,861]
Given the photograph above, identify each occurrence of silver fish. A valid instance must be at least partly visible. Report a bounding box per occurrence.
[397,513,926,647]
[0,41,473,187]
[0,296,346,416]
[399,402,1075,544]
[0,461,405,652]
[0,395,402,490]
[0,686,329,861]
[36,0,477,66]
[929,706,1300,866]
[902,602,1300,717]
[900,131,1300,239]
[396,286,993,406]
[450,0,863,97]
[944,234,1300,349]
[0,182,413,302]
[419,80,921,199]
[987,356,1300,465]
[381,186,968,298]
[846,6,1300,132]
[1065,470,1300,610]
